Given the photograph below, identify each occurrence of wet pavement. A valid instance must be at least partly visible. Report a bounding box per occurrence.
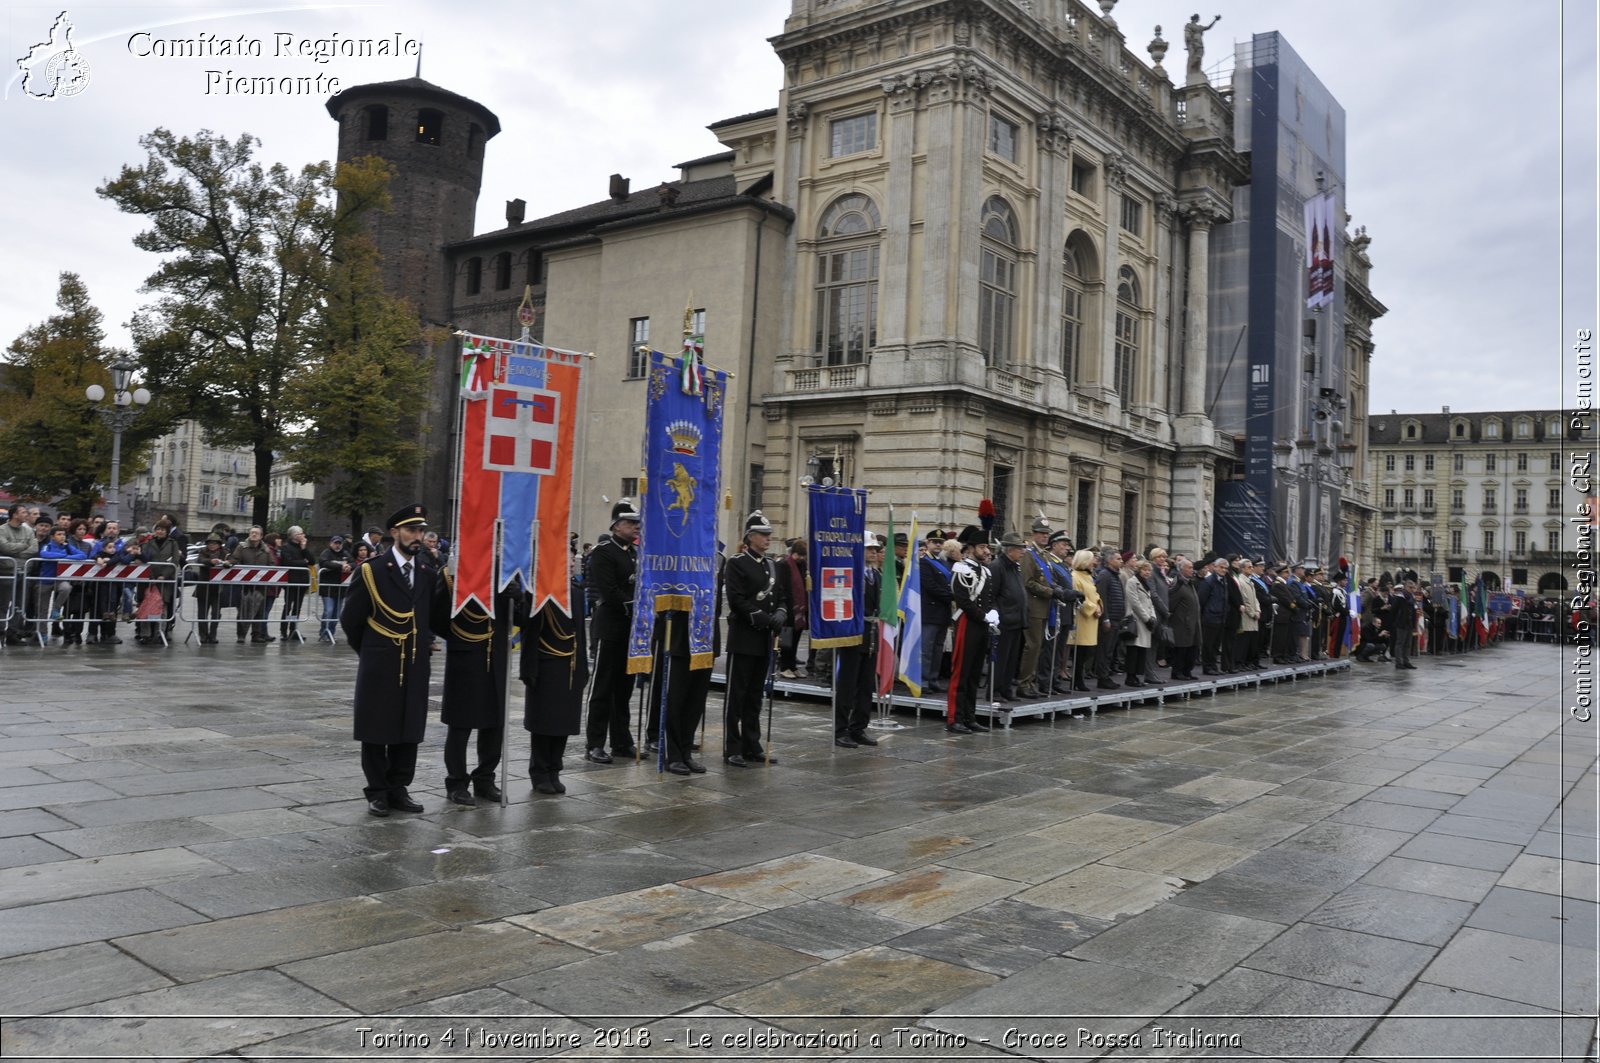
[0,634,1594,1061]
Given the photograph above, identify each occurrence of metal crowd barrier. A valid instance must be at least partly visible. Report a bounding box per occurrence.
[21,556,180,647]
[177,563,315,645]
[0,556,16,647]
[314,565,357,644]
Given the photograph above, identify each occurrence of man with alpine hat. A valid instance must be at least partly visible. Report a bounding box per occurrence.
[585,498,642,764]
[723,511,788,766]
[340,503,439,817]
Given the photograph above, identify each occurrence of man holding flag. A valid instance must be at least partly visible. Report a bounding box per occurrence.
[724,512,787,766]
[896,521,923,700]
[835,532,884,748]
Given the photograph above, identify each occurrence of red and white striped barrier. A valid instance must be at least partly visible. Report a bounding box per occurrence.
[51,562,153,580]
[207,565,294,585]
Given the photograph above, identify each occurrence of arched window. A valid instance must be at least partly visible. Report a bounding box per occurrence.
[813,194,880,365]
[363,105,388,141]
[468,123,484,158]
[1061,243,1084,383]
[416,108,444,145]
[979,196,1018,368]
[493,252,512,291]
[465,257,482,296]
[1114,264,1142,406]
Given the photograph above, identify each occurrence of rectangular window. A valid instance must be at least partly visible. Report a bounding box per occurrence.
[990,465,1014,534]
[1550,487,1563,511]
[1113,311,1137,406]
[1060,288,1081,383]
[494,252,512,291]
[627,317,649,379]
[1551,451,1561,470]
[620,477,639,500]
[689,308,706,340]
[979,248,1016,367]
[526,249,544,285]
[1384,488,1395,508]
[1403,488,1415,508]
[1423,488,1435,509]
[1515,530,1527,554]
[1484,487,1496,512]
[1119,195,1143,236]
[1454,453,1464,471]
[1424,454,1435,471]
[1516,452,1528,471]
[815,246,879,365]
[1450,530,1462,554]
[1452,488,1464,512]
[1483,529,1496,554]
[465,257,482,296]
[1404,454,1415,471]
[1121,491,1139,549]
[1075,478,1094,548]
[987,113,1018,162]
[1515,488,1528,512]
[1383,529,1394,552]
[1485,453,1497,472]
[1549,529,1562,552]
[1070,159,1095,197]
[1384,454,1395,472]
[748,463,765,515]
[829,113,877,157]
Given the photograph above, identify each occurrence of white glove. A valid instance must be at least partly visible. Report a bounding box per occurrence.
[984,609,1000,628]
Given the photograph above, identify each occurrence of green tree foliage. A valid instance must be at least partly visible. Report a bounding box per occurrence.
[97,130,403,528]
[283,220,431,539]
[0,273,158,514]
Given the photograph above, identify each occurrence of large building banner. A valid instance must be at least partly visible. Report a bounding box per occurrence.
[807,484,867,649]
[1305,190,1337,310]
[453,333,585,618]
[626,349,727,673]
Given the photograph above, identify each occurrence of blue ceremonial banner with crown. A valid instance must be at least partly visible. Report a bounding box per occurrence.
[626,348,727,673]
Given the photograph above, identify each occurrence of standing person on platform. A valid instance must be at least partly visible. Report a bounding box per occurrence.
[433,578,510,806]
[340,504,438,817]
[989,532,1030,700]
[521,577,589,795]
[1232,558,1261,671]
[835,534,882,749]
[1198,555,1230,674]
[1168,557,1202,679]
[1018,519,1058,699]
[947,526,998,733]
[776,538,809,679]
[723,512,787,766]
[1093,550,1126,690]
[1122,558,1157,687]
[1067,549,1103,692]
[920,531,953,693]
[584,499,641,765]
[1045,531,1081,692]
[1144,547,1172,683]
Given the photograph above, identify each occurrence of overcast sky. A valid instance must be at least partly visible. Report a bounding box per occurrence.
[1,0,1591,416]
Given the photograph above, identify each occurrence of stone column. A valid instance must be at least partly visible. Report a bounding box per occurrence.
[776,98,809,378]
[1099,153,1128,402]
[876,72,920,357]
[1033,113,1074,383]
[1151,194,1178,415]
[916,69,956,345]
[951,63,991,374]
[1180,205,1215,418]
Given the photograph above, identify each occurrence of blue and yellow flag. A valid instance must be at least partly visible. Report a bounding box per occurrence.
[626,349,727,672]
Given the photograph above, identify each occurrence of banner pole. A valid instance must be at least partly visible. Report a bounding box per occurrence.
[658,612,672,771]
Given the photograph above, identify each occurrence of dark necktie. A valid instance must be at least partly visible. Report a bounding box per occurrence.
[402,561,413,589]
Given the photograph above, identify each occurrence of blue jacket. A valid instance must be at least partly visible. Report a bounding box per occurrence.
[38,539,87,579]
[1198,571,1230,624]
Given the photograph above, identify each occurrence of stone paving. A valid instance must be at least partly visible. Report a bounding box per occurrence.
[0,634,1594,1062]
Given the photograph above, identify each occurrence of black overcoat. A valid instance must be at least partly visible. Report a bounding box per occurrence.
[588,537,636,642]
[520,586,589,737]
[724,549,786,657]
[433,580,512,729]
[341,551,437,744]
[1168,574,1202,648]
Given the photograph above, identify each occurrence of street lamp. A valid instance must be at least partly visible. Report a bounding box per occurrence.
[84,357,151,524]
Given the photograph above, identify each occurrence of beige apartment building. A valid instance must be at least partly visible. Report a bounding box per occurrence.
[1368,408,1588,595]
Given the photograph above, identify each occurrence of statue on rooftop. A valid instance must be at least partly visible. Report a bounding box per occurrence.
[1184,14,1221,84]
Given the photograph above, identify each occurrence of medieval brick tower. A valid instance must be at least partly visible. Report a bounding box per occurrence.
[325,78,500,525]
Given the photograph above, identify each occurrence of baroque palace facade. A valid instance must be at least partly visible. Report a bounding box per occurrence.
[329,0,1382,562]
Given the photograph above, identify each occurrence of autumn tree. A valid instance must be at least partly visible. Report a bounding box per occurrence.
[0,273,160,514]
[282,222,431,538]
[98,130,405,527]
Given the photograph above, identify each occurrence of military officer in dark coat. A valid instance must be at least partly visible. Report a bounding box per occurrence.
[833,532,882,749]
[341,503,437,817]
[520,575,590,794]
[584,499,641,764]
[433,576,511,806]
[651,551,723,774]
[723,511,787,766]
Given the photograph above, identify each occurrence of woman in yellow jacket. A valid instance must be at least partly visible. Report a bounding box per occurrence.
[1066,548,1103,692]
